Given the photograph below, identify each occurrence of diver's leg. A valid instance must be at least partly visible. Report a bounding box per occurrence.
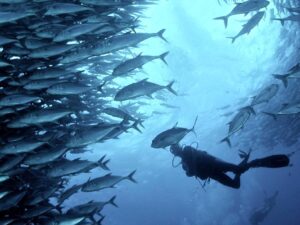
[210,172,241,189]
[214,159,242,173]
[214,150,251,174]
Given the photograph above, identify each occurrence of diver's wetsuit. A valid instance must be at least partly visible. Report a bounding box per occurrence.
[175,145,245,188]
[171,145,289,189]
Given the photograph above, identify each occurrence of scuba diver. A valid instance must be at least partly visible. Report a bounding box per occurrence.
[170,144,290,189]
[249,191,278,225]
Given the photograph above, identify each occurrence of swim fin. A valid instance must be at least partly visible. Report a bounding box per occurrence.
[249,155,290,168]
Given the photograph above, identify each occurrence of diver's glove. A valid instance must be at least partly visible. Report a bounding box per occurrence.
[237,149,252,174]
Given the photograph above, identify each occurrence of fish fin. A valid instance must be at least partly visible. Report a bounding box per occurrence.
[190,116,198,135]
[55,204,63,213]
[108,195,118,208]
[272,74,289,88]
[127,170,137,183]
[165,80,177,95]
[136,118,144,128]
[86,177,92,184]
[226,36,236,44]
[88,209,97,222]
[105,173,112,177]
[147,94,154,99]
[131,26,137,33]
[100,159,110,171]
[220,137,231,147]
[99,155,106,164]
[97,216,105,225]
[97,80,107,93]
[159,51,169,65]
[262,112,277,120]
[157,29,168,42]
[280,103,290,110]
[282,102,290,108]
[272,18,285,26]
[240,106,256,115]
[214,16,228,28]
[173,122,178,128]
[131,120,142,133]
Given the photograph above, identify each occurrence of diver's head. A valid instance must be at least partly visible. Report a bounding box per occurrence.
[170,144,183,157]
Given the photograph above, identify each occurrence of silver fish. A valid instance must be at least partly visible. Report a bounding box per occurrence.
[0,140,45,154]
[151,117,198,148]
[214,0,269,28]
[115,79,177,101]
[45,3,93,16]
[54,23,103,42]
[221,106,255,147]
[112,52,169,76]
[29,44,76,58]
[7,109,72,128]
[0,94,40,107]
[228,11,265,43]
[250,84,279,106]
[93,29,167,55]
[0,11,34,24]
[82,171,136,192]
[263,103,300,120]
[66,125,117,147]
[23,147,67,166]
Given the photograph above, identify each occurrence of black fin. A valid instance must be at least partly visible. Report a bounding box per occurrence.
[220,136,231,147]
[127,170,137,183]
[214,15,229,28]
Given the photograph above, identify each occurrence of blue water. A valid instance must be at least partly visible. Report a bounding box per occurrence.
[66,1,300,224]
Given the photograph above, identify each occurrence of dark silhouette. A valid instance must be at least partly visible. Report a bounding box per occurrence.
[170,144,289,189]
[249,191,279,225]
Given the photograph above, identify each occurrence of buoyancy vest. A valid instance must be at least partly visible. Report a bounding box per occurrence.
[181,146,217,180]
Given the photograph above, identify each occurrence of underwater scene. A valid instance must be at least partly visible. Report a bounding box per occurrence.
[0,0,299,224]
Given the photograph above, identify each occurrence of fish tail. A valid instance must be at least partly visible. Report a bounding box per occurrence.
[97,216,105,225]
[220,136,231,147]
[55,203,63,213]
[127,170,137,183]
[157,29,168,42]
[159,51,169,65]
[165,80,177,96]
[272,74,289,88]
[226,36,236,44]
[262,112,277,120]
[132,120,142,133]
[272,18,285,26]
[108,195,118,208]
[98,155,110,170]
[136,118,145,128]
[97,80,107,93]
[214,16,229,28]
[102,160,110,170]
